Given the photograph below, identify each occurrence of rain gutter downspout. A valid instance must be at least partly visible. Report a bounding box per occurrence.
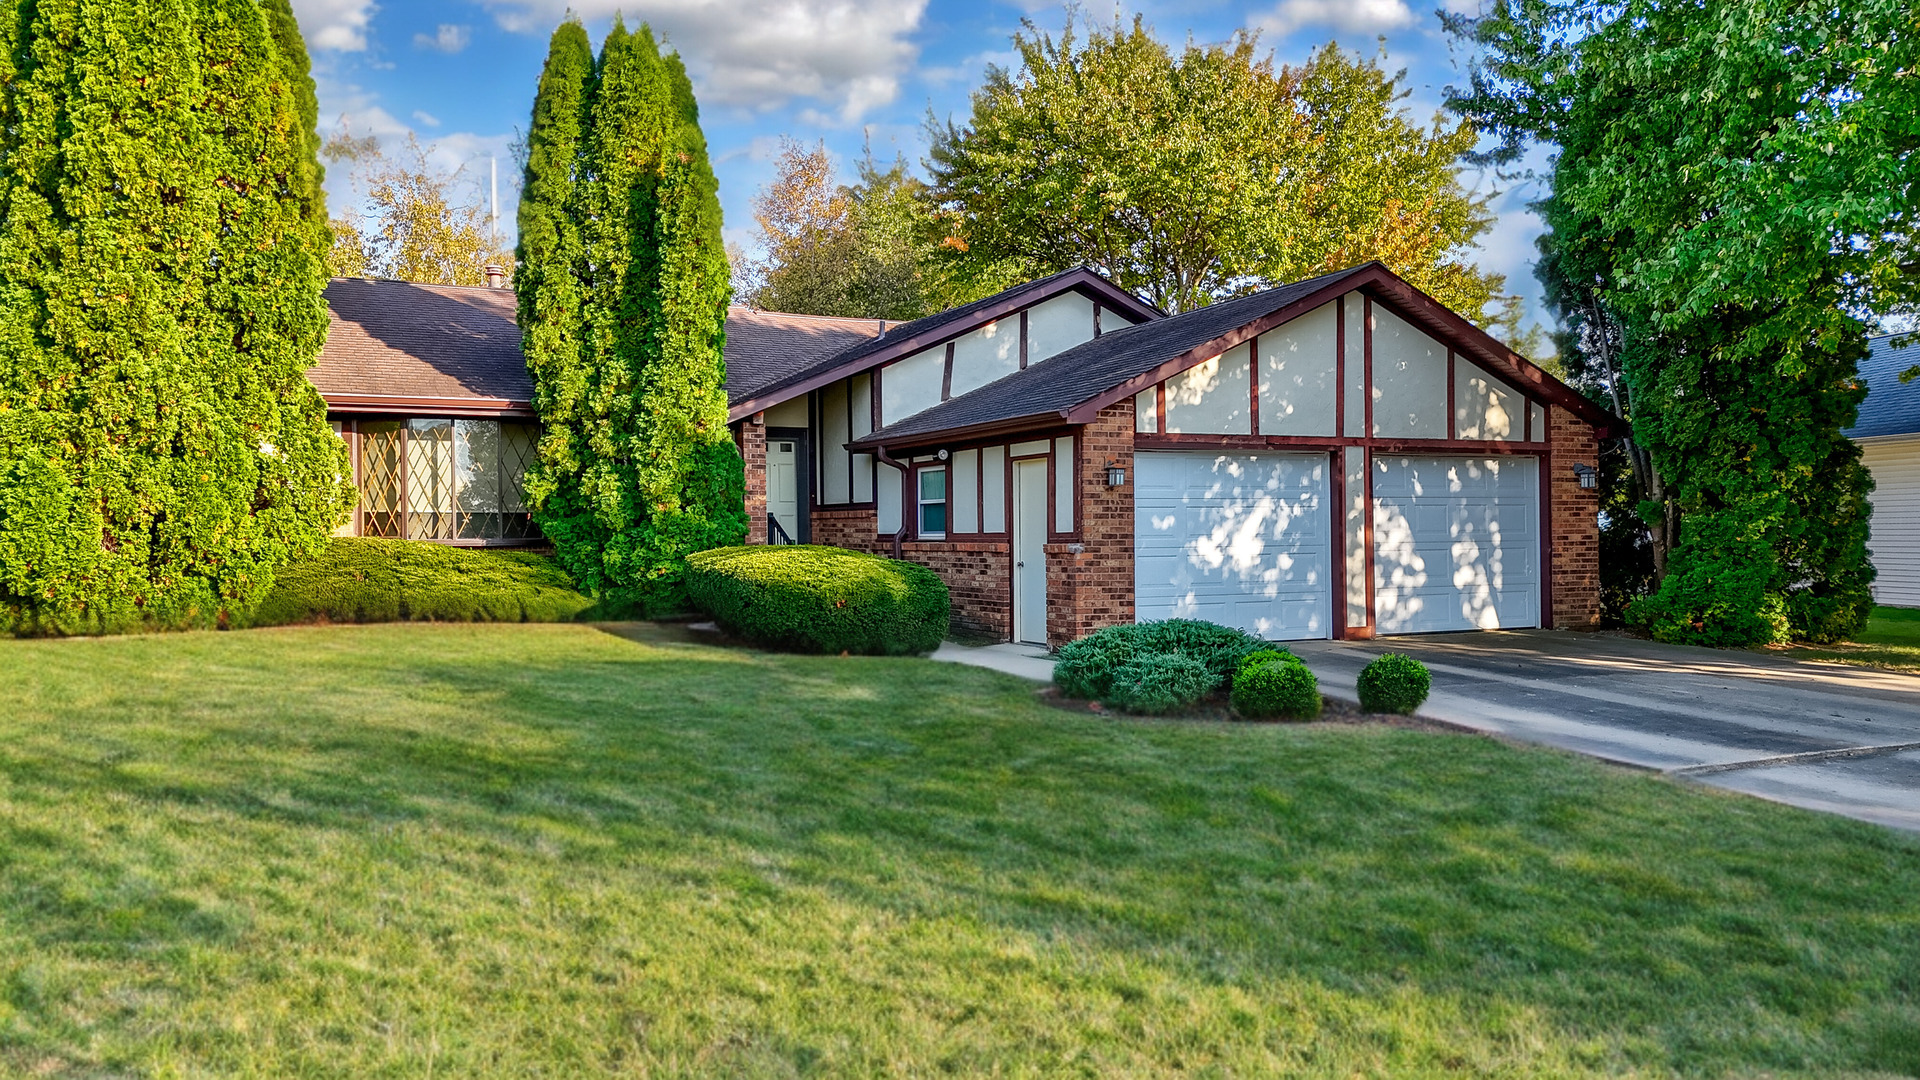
[874,444,909,560]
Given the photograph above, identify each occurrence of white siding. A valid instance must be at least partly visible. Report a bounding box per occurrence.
[1529,400,1547,443]
[1026,291,1097,364]
[949,318,1020,398]
[981,444,1007,532]
[1165,342,1251,434]
[764,397,807,427]
[1344,445,1367,629]
[850,373,874,502]
[1258,302,1337,436]
[1054,436,1075,533]
[1343,293,1365,437]
[819,380,850,504]
[1863,436,1920,607]
[1371,306,1449,439]
[880,345,944,424]
[876,460,903,534]
[1453,359,1521,441]
[1135,387,1158,432]
[952,449,979,534]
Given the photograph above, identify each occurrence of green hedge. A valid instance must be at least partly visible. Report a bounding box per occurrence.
[1357,653,1432,715]
[1053,620,1269,701]
[684,545,950,655]
[1103,653,1214,715]
[1231,650,1321,720]
[240,538,595,627]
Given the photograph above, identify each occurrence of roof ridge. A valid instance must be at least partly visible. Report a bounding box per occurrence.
[728,306,897,328]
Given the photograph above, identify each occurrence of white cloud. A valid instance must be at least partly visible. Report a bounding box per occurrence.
[412,109,442,128]
[483,0,929,125]
[292,0,377,52]
[413,23,472,53]
[1257,0,1418,36]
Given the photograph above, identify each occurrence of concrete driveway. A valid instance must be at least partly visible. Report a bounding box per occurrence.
[1290,631,1920,832]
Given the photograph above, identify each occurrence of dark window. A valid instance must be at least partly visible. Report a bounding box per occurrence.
[351,418,540,543]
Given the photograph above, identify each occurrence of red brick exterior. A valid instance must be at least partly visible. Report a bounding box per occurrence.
[810,506,881,553]
[1045,401,1135,647]
[903,541,1012,639]
[738,416,768,545]
[1548,408,1603,629]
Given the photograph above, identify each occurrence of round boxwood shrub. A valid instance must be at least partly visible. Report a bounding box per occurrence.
[1053,619,1268,700]
[684,545,949,656]
[1357,653,1432,715]
[240,538,595,627]
[1102,652,1214,715]
[1231,651,1321,720]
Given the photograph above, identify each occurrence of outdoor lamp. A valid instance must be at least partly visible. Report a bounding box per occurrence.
[1106,460,1127,487]
[1571,462,1598,490]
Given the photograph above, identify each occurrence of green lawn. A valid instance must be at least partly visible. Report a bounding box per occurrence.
[1,624,1915,1077]
[1793,605,1920,673]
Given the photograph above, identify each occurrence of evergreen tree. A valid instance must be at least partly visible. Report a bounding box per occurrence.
[0,0,347,634]
[518,22,743,612]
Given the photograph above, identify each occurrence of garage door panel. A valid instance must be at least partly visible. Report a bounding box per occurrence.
[1135,452,1331,640]
[1374,455,1539,634]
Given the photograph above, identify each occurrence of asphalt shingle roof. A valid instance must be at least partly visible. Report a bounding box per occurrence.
[1849,333,1920,440]
[855,266,1371,445]
[723,308,893,401]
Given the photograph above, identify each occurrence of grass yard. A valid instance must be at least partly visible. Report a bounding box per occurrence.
[1792,605,1920,673]
[1,624,1916,1078]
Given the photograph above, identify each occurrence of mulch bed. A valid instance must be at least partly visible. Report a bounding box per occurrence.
[1036,685,1471,734]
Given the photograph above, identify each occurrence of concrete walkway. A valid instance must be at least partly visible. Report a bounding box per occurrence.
[931,641,1056,682]
[1291,631,1920,831]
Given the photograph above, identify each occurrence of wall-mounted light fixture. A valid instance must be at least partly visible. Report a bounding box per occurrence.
[1571,462,1598,490]
[935,448,950,461]
[1106,460,1127,487]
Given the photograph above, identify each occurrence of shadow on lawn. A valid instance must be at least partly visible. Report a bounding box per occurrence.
[3,623,1918,1074]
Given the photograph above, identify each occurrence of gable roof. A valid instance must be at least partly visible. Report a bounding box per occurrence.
[727,266,1163,421]
[851,262,1618,450]
[723,307,895,402]
[1849,332,1920,440]
[312,278,532,408]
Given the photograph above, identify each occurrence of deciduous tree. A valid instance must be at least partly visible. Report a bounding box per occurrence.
[324,133,514,286]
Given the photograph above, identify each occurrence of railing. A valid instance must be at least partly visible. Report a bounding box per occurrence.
[767,513,795,545]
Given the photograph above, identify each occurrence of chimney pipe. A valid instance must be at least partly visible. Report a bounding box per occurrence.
[484,264,505,289]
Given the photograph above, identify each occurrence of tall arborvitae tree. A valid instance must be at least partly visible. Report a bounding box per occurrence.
[516,20,596,558]
[519,21,744,611]
[0,0,348,634]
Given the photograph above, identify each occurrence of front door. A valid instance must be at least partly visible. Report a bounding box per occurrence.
[1013,458,1049,645]
[767,437,799,543]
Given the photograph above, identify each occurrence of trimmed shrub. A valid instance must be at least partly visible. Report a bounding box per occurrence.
[240,538,595,627]
[1356,653,1432,715]
[1102,653,1214,715]
[1231,652,1321,720]
[1053,620,1269,700]
[684,545,949,656]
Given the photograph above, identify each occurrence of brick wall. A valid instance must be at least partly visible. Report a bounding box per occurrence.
[1548,407,1603,629]
[902,541,1011,639]
[739,417,767,544]
[1045,401,1135,647]
[811,506,882,553]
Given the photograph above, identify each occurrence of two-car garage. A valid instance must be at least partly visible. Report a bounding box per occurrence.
[1134,451,1541,640]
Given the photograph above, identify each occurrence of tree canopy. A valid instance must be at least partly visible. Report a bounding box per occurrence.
[0,0,349,634]
[325,133,515,286]
[1447,0,1917,644]
[927,17,1513,323]
[517,20,743,613]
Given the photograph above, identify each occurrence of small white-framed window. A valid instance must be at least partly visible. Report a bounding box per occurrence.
[916,466,948,539]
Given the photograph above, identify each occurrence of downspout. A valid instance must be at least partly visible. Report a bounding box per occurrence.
[875,444,909,560]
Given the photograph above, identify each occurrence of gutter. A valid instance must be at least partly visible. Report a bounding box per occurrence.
[874,444,910,559]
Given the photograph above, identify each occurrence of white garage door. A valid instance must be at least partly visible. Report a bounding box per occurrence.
[1135,452,1332,640]
[1372,455,1540,634]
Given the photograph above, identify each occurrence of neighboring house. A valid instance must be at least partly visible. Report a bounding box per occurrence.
[1852,333,1920,608]
[311,262,1614,647]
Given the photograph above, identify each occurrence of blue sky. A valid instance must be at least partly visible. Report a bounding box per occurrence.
[292,0,1550,333]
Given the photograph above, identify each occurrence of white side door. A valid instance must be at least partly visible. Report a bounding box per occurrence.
[1012,458,1049,645]
[766,438,799,543]
[1133,452,1332,640]
[1372,455,1540,633]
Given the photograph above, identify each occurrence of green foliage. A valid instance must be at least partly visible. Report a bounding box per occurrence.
[519,20,745,616]
[1231,651,1321,720]
[1356,653,1431,715]
[1052,619,1269,700]
[684,545,949,655]
[241,538,594,627]
[0,0,351,637]
[1102,652,1214,715]
[1447,0,1898,645]
[928,15,1511,325]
